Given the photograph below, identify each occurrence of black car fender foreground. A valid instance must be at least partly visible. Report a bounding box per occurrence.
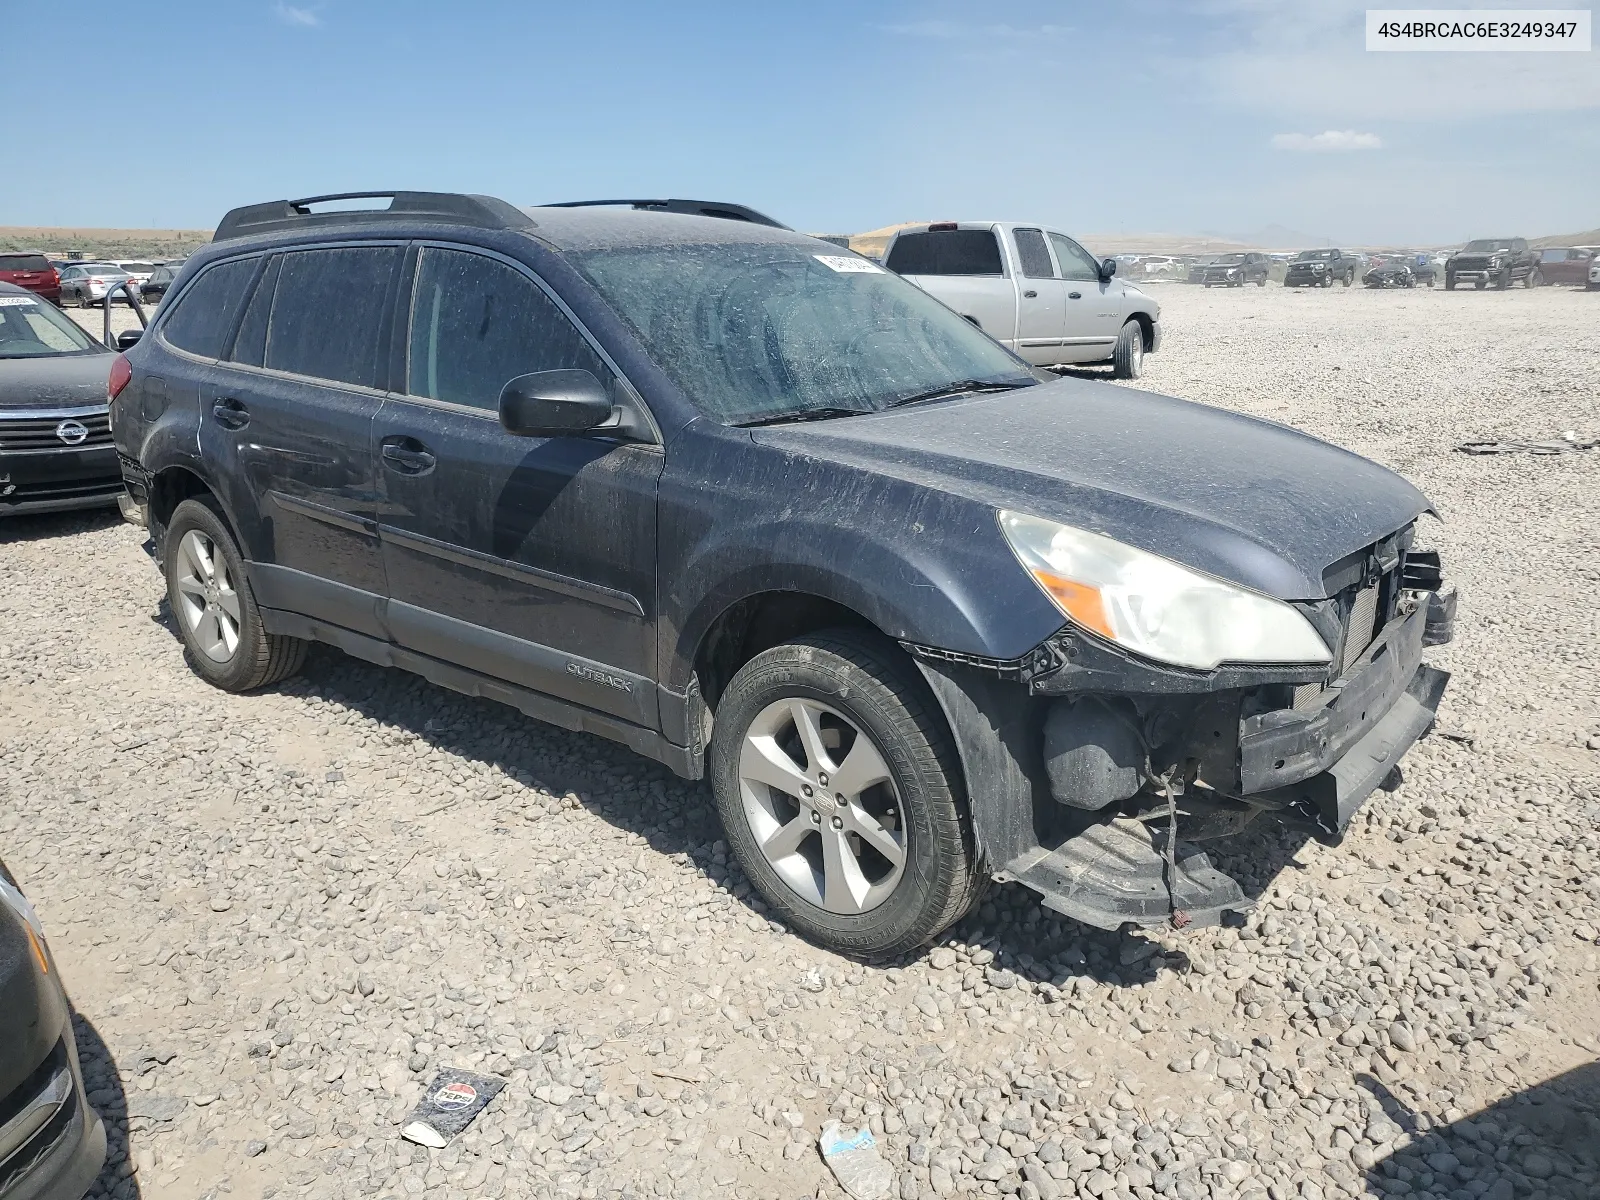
[905,583,1454,932]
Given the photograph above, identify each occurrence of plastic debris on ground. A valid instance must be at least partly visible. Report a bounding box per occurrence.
[399,1068,505,1148]
[1456,431,1597,456]
[819,1119,895,1200]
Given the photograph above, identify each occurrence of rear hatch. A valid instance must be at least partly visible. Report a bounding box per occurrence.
[0,254,57,294]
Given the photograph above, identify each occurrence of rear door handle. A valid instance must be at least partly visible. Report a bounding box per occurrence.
[1068,291,1083,300]
[381,439,436,475]
[211,397,249,429]
[1022,289,1038,299]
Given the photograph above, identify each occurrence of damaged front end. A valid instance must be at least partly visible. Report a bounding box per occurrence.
[907,530,1455,932]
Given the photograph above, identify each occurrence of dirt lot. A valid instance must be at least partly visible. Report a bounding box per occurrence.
[2,285,1596,1200]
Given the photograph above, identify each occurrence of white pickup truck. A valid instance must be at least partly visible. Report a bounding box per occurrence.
[882,222,1160,378]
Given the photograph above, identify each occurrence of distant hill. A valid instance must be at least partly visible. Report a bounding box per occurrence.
[1530,227,1600,248]
[0,226,211,260]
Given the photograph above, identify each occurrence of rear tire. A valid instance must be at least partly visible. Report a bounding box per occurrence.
[164,498,307,692]
[1112,319,1145,379]
[709,631,979,959]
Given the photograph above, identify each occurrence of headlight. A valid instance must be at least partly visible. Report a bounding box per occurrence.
[998,511,1331,670]
[0,873,50,974]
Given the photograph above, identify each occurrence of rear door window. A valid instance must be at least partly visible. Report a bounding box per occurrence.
[1048,234,1101,282]
[265,246,401,389]
[1012,229,1056,279]
[885,230,1005,276]
[405,247,607,411]
[228,256,282,367]
[160,258,259,359]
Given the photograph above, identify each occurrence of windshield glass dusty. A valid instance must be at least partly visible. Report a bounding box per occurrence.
[1462,241,1512,253]
[571,242,1034,424]
[1213,254,1246,264]
[1293,250,1334,261]
[0,294,101,357]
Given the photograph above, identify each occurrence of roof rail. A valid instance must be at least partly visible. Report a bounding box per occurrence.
[212,191,537,243]
[539,199,789,230]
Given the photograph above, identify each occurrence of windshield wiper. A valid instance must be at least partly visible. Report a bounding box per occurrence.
[733,406,872,428]
[884,378,1035,410]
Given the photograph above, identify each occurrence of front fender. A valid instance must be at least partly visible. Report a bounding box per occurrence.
[664,512,1063,694]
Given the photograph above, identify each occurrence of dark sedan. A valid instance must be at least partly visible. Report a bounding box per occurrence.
[0,284,124,516]
[0,862,106,1200]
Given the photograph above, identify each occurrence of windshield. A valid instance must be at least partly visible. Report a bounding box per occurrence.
[571,241,1035,424]
[0,294,101,357]
[1213,253,1246,264]
[1293,250,1334,261]
[118,262,155,273]
[1462,240,1513,253]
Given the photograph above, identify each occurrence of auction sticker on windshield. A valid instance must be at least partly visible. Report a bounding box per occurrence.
[814,255,883,273]
[0,296,40,307]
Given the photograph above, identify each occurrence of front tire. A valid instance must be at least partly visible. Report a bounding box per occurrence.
[164,498,307,692]
[709,631,978,958]
[1112,319,1145,379]
[1526,268,1542,288]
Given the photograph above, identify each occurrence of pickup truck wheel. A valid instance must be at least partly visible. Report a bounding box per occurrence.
[709,631,977,959]
[1342,271,1353,286]
[1445,274,1456,290]
[164,498,307,692]
[1526,268,1542,288]
[1494,269,1511,290]
[1112,320,1144,379]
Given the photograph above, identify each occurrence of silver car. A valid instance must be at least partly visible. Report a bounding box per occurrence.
[56,264,132,308]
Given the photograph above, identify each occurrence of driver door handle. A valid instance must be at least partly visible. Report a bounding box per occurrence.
[1068,291,1083,300]
[1022,289,1038,298]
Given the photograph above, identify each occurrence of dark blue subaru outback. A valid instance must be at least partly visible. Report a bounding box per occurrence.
[111,192,1454,957]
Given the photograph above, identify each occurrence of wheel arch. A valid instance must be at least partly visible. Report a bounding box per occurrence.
[146,464,245,558]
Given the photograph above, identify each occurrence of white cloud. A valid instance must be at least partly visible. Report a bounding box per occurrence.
[274,3,320,27]
[1271,130,1383,152]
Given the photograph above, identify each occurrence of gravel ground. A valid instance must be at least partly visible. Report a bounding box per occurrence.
[1,286,1596,1200]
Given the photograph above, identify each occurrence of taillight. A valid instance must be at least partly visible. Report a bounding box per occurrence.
[108,354,132,401]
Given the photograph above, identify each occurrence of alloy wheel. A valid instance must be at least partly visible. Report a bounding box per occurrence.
[737,698,907,914]
[173,529,242,662]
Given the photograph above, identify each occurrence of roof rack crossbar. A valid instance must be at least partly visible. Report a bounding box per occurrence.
[540,199,789,230]
[212,191,537,243]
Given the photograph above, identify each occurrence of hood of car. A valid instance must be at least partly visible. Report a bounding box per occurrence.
[752,378,1431,600]
[0,352,114,410]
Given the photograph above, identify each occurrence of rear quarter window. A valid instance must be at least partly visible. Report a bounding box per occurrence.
[160,258,259,359]
[264,247,400,389]
[885,230,1005,277]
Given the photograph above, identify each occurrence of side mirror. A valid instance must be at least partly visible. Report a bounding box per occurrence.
[498,369,613,438]
[1099,258,1117,280]
[116,329,142,351]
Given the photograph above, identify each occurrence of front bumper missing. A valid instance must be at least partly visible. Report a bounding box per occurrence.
[998,819,1249,932]
[1234,602,1449,836]
[914,587,1453,934]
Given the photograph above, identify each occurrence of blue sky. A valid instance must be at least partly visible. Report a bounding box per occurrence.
[5,1,1595,245]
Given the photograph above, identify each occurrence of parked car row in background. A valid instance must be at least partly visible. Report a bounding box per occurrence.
[0,255,187,310]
